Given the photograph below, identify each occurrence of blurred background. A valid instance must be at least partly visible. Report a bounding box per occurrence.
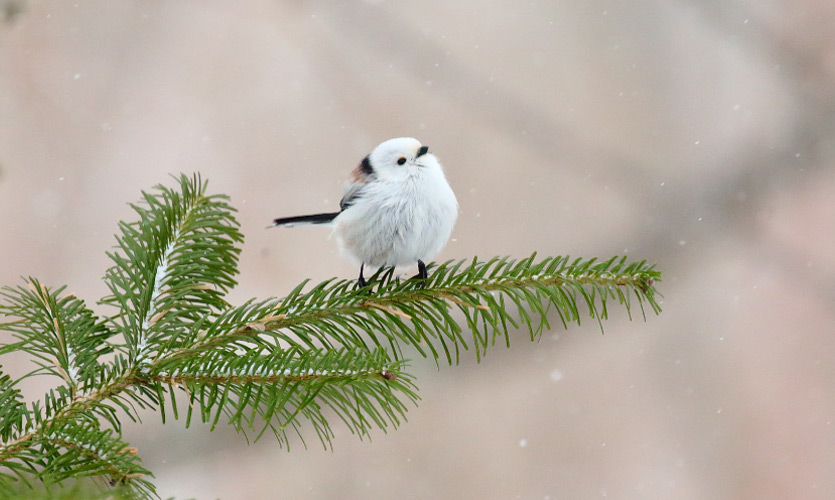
[1,1,834,499]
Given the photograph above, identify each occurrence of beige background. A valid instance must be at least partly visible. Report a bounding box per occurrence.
[2,1,834,499]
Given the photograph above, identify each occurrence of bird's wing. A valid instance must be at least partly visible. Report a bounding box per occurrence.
[339,162,374,210]
[339,181,366,210]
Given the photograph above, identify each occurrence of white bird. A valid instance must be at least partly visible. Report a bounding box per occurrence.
[272,137,459,287]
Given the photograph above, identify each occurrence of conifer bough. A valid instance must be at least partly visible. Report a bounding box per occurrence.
[0,174,662,498]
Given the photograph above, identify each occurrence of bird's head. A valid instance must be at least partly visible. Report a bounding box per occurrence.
[366,137,439,181]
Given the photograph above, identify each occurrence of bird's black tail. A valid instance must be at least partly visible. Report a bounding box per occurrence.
[271,212,340,227]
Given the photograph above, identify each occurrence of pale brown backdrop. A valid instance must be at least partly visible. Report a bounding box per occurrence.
[1,1,834,499]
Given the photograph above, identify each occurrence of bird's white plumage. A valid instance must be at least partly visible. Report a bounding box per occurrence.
[334,137,458,268]
[271,137,458,281]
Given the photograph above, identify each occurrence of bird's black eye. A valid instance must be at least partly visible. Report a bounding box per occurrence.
[397,157,407,165]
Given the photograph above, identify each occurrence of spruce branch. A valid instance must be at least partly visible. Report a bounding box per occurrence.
[161,254,660,367]
[101,173,243,365]
[0,173,662,498]
[0,280,111,386]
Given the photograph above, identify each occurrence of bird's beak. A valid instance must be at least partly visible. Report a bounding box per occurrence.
[416,146,429,158]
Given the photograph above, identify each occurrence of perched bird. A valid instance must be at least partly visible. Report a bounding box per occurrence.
[272,137,458,287]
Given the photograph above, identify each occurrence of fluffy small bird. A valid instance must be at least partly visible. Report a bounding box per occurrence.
[271,137,459,287]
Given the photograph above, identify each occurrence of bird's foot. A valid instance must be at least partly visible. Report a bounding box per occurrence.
[409,260,429,288]
[356,263,369,289]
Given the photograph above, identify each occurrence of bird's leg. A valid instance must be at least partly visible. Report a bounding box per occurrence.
[409,259,428,287]
[357,263,368,288]
[417,260,428,280]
